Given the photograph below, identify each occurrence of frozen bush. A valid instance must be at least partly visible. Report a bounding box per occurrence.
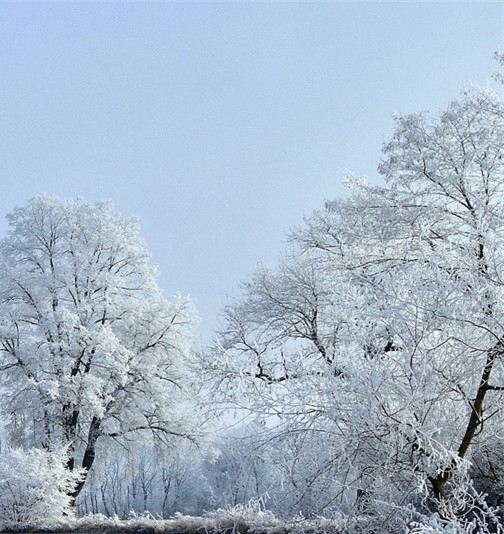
[0,446,83,529]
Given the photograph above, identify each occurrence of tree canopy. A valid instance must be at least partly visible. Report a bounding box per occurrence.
[206,83,504,530]
[0,196,199,500]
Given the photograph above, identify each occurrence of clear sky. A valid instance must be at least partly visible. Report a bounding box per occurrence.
[0,2,502,342]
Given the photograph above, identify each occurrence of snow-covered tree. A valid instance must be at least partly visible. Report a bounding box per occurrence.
[0,446,83,528]
[77,440,211,517]
[206,82,504,529]
[0,196,199,501]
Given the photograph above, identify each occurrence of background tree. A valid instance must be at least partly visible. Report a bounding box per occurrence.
[206,83,504,529]
[0,196,199,501]
[77,440,209,518]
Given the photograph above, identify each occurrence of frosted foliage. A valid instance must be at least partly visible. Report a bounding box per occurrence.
[0,447,83,528]
[207,85,504,527]
[0,196,199,497]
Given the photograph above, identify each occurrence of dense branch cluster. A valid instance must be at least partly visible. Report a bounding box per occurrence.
[205,84,504,531]
[0,197,199,501]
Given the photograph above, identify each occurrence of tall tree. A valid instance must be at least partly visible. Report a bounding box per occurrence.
[207,84,504,528]
[0,196,199,500]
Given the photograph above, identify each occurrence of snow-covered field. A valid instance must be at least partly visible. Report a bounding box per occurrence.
[1,509,348,534]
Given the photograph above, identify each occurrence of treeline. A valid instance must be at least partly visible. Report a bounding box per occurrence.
[76,426,335,519]
[74,427,504,525]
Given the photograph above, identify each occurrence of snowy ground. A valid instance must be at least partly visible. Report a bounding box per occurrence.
[0,505,350,534]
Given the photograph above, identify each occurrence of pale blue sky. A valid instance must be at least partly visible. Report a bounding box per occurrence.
[0,2,502,341]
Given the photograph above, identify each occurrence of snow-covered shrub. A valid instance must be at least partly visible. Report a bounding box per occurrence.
[201,497,280,532]
[409,496,502,534]
[0,446,83,529]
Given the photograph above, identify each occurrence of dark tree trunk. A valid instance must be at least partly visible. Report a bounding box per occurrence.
[428,341,504,515]
[63,405,80,471]
[68,415,102,507]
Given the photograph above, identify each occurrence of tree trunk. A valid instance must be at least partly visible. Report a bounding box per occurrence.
[428,341,504,514]
[68,415,102,506]
[428,472,451,517]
